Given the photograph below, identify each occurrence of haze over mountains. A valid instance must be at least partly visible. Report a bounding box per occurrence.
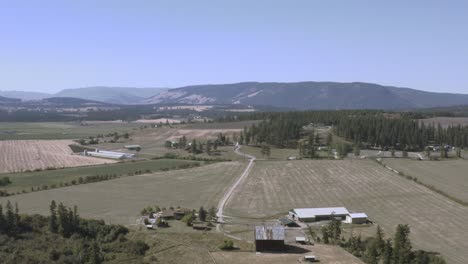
[2,82,468,110]
[0,87,166,104]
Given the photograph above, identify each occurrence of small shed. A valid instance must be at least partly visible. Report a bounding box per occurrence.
[345,213,368,224]
[124,145,141,150]
[255,226,285,252]
[304,255,317,262]
[295,236,308,244]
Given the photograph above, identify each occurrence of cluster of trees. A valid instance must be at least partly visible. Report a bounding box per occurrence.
[140,205,217,226]
[0,176,11,187]
[0,201,150,263]
[235,110,468,151]
[314,220,446,264]
[165,133,233,155]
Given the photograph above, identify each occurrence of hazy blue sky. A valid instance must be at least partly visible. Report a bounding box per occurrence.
[1,0,467,93]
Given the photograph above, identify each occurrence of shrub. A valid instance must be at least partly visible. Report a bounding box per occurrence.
[219,239,235,250]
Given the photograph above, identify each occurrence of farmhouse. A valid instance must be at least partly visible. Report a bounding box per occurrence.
[289,207,350,222]
[344,213,368,224]
[255,226,285,252]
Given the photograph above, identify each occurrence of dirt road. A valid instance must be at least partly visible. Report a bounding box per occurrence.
[216,145,256,232]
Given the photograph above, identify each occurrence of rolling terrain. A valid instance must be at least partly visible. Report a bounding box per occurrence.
[145,81,468,110]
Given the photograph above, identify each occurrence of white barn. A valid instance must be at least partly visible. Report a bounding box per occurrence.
[344,213,368,224]
[289,207,350,222]
[84,149,135,160]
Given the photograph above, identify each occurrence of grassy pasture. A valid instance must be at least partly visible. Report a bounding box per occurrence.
[383,159,468,202]
[225,160,468,264]
[0,161,245,225]
[0,159,199,193]
[0,122,140,140]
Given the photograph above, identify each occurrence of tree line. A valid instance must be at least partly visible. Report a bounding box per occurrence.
[234,110,468,150]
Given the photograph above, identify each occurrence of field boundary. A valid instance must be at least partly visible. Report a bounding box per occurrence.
[376,159,468,207]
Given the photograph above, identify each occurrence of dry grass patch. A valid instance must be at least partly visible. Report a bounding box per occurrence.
[0,140,115,173]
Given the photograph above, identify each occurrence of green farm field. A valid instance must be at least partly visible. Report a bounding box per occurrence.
[0,159,200,193]
[383,159,468,202]
[225,159,468,264]
[0,122,140,140]
[0,161,245,225]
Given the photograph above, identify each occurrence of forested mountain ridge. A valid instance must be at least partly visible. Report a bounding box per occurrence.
[144,82,468,110]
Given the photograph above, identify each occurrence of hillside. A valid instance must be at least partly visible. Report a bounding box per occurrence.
[0,95,21,103]
[54,87,166,104]
[144,82,468,110]
[0,90,49,101]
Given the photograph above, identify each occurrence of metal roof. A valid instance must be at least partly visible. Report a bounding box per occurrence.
[348,213,368,218]
[292,207,349,218]
[255,226,285,241]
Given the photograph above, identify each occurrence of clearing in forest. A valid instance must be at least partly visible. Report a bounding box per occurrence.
[225,159,468,264]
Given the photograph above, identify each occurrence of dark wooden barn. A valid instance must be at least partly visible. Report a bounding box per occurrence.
[255,226,286,252]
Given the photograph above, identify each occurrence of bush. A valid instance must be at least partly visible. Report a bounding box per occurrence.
[219,239,235,250]
[0,177,11,186]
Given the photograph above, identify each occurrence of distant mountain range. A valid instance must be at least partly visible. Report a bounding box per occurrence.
[145,82,468,110]
[0,87,166,104]
[0,95,21,103]
[2,82,468,110]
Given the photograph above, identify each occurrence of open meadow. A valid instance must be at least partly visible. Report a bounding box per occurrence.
[0,121,140,140]
[0,139,116,173]
[225,159,468,264]
[0,161,245,225]
[383,159,468,202]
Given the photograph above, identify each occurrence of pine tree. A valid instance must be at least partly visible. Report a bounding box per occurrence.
[49,200,58,233]
[207,206,217,222]
[0,204,5,232]
[5,200,15,234]
[198,206,207,222]
[382,239,393,264]
[393,224,412,264]
[363,240,379,264]
[376,225,385,255]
